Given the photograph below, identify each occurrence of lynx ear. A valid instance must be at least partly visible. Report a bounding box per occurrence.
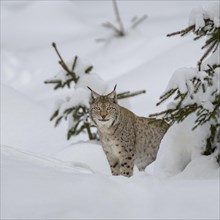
[87,87,100,104]
[107,84,117,103]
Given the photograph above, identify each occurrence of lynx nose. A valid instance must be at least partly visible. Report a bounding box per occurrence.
[100,111,108,118]
[101,115,107,119]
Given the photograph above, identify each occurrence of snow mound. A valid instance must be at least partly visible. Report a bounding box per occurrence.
[174,156,219,179]
[154,114,218,178]
[1,145,93,174]
[1,84,68,155]
[2,144,219,220]
[53,141,110,174]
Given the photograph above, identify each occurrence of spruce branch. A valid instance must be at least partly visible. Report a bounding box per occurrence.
[156,89,178,106]
[198,40,218,70]
[101,0,125,37]
[102,21,123,36]
[71,56,78,72]
[50,109,59,121]
[85,66,93,74]
[113,0,125,36]
[52,42,79,82]
[97,0,147,42]
[44,43,80,90]
[167,19,220,70]
[84,122,95,140]
[117,90,146,99]
[131,14,148,29]
[153,8,220,163]
[167,25,195,37]
[44,79,62,86]
[52,42,65,65]
[54,116,63,127]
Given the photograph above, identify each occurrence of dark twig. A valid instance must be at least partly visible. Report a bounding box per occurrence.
[102,22,122,36]
[167,25,195,37]
[131,14,147,29]
[117,90,146,99]
[198,40,218,70]
[113,0,125,36]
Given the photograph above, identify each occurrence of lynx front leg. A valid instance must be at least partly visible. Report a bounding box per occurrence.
[120,155,134,177]
[105,152,120,176]
[110,160,120,176]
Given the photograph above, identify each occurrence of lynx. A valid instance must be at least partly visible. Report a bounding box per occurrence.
[88,86,169,177]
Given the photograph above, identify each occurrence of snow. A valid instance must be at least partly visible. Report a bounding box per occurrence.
[165,67,197,93]
[189,3,220,29]
[2,144,219,220]
[57,88,89,116]
[76,73,108,95]
[163,53,219,112]
[1,84,68,155]
[202,45,220,69]
[1,1,219,219]
[154,114,211,178]
[205,3,220,27]
[189,6,206,30]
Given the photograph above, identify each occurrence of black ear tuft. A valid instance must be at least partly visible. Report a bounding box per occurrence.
[107,85,118,104]
[113,84,117,91]
[87,86,92,92]
[87,86,100,104]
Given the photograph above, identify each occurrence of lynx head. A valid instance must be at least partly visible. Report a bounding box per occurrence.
[88,85,120,128]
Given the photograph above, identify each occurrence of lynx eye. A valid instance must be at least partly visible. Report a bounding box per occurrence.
[107,107,112,111]
[95,107,101,111]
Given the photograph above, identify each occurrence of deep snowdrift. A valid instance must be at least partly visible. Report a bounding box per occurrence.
[2,145,219,219]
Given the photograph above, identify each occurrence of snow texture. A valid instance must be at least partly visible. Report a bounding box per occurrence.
[165,67,197,94]
[164,65,219,110]
[189,3,220,29]
[1,1,219,219]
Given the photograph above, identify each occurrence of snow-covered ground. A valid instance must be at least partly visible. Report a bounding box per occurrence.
[1,1,219,219]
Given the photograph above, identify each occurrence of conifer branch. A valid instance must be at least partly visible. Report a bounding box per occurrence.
[97,0,147,42]
[167,25,195,37]
[52,42,79,82]
[71,56,78,72]
[198,40,218,70]
[131,14,147,29]
[117,90,146,99]
[102,22,122,36]
[161,9,220,162]
[156,89,178,106]
[113,0,125,36]
[44,43,81,89]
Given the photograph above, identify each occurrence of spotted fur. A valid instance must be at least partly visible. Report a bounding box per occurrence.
[88,86,169,177]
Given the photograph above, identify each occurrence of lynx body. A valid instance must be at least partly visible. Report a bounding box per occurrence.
[88,87,169,177]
